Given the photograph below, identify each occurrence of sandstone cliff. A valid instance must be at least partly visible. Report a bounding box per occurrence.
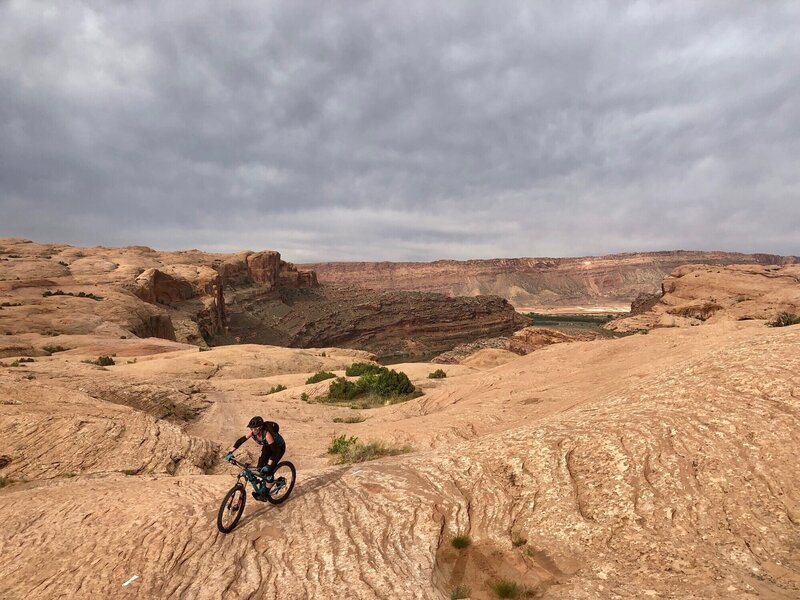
[304,250,797,308]
[608,263,800,332]
[221,285,526,360]
[0,238,316,346]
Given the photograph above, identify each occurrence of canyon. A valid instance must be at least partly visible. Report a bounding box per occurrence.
[304,250,798,311]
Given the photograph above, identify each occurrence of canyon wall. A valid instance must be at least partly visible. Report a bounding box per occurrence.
[304,251,798,308]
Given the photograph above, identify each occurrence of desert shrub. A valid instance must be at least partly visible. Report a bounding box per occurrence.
[84,356,115,366]
[428,369,447,379]
[267,384,287,394]
[371,368,415,396]
[328,434,359,456]
[58,261,68,266]
[0,476,10,488]
[450,585,471,600]
[42,345,68,353]
[345,362,383,377]
[327,435,411,464]
[328,377,361,400]
[0,302,22,307]
[41,331,59,336]
[121,469,138,476]
[306,370,336,384]
[42,290,102,300]
[493,580,520,599]
[332,414,365,424]
[768,312,800,327]
[300,392,309,402]
[451,535,471,549]
[198,346,210,352]
[511,535,527,547]
[18,357,34,363]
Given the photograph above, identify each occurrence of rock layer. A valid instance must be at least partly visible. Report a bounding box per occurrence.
[608,263,800,331]
[304,251,797,308]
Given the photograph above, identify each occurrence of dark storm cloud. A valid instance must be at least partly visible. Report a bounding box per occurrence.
[1,1,798,260]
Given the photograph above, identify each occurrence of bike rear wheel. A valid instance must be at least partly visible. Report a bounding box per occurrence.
[217,483,246,533]
[266,461,296,505]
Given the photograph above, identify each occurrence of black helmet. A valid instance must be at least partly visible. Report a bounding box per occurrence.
[247,416,264,429]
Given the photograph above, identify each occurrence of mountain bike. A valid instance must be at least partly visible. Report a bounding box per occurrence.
[217,457,297,533]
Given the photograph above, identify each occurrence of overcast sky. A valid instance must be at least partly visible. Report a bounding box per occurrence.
[1,1,798,262]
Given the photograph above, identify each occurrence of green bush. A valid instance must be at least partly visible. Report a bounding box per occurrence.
[328,434,359,456]
[428,369,447,379]
[371,368,415,396]
[345,362,383,377]
[0,476,11,488]
[267,384,287,394]
[300,392,310,402]
[84,356,115,366]
[58,261,68,267]
[451,535,471,549]
[768,312,800,327]
[0,302,22,307]
[328,377,361,400]
[306,370,336,384]
[42,345,68,354]
[42,290,103,301]
[450,585,471,600]
[493,580,520,599]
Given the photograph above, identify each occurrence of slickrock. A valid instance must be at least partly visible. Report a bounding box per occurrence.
[0,375,218,481]
[304,251,797,308]
[0,324,798,599]
[608,264,800,332]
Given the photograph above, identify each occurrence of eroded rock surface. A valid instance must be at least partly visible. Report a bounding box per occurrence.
[609,264,800,332]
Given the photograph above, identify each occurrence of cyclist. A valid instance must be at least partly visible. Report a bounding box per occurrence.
[225,416,286,501]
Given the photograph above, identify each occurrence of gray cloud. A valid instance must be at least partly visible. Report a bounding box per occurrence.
[1,0,798,261]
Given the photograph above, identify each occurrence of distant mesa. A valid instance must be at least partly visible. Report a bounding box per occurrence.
[303,250,798,309]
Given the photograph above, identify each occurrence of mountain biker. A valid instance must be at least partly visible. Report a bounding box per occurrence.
[225,416,285,501]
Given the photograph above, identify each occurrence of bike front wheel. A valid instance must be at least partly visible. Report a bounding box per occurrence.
[217,483,246,533]
[267,461,296,505]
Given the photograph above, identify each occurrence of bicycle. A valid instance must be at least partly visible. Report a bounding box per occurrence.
[217,456,297,533]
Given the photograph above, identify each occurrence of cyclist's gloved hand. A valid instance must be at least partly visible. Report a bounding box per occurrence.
[224,452,235,462]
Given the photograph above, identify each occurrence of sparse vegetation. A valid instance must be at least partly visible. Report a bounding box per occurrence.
[64,472,78,478]
[267,384,287,394]
[83,355,115,366]
[42,290,103,301]
[199,346,211,352]
[42,345,68,354]
[323,367,418,409]
[428,369,447,379]
[300,392,309,402]
[493,579,520,598]
[345,362,384,377]
[451,585,471,599]
[768,312,800,327]
[121,469,138,476]
[451,535,471,549]
[41,331,59,336]
[58,261,68,267]
[332,414,365,424]
[511,535,527,547]
[327,434,412,464]
[306,370,336,384]
[0,476,11,488]
[1,302,22,307]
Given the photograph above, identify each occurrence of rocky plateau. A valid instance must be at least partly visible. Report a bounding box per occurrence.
[1,240,799,599]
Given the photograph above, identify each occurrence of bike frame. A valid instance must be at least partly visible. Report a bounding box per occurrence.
[229,458,266,491]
